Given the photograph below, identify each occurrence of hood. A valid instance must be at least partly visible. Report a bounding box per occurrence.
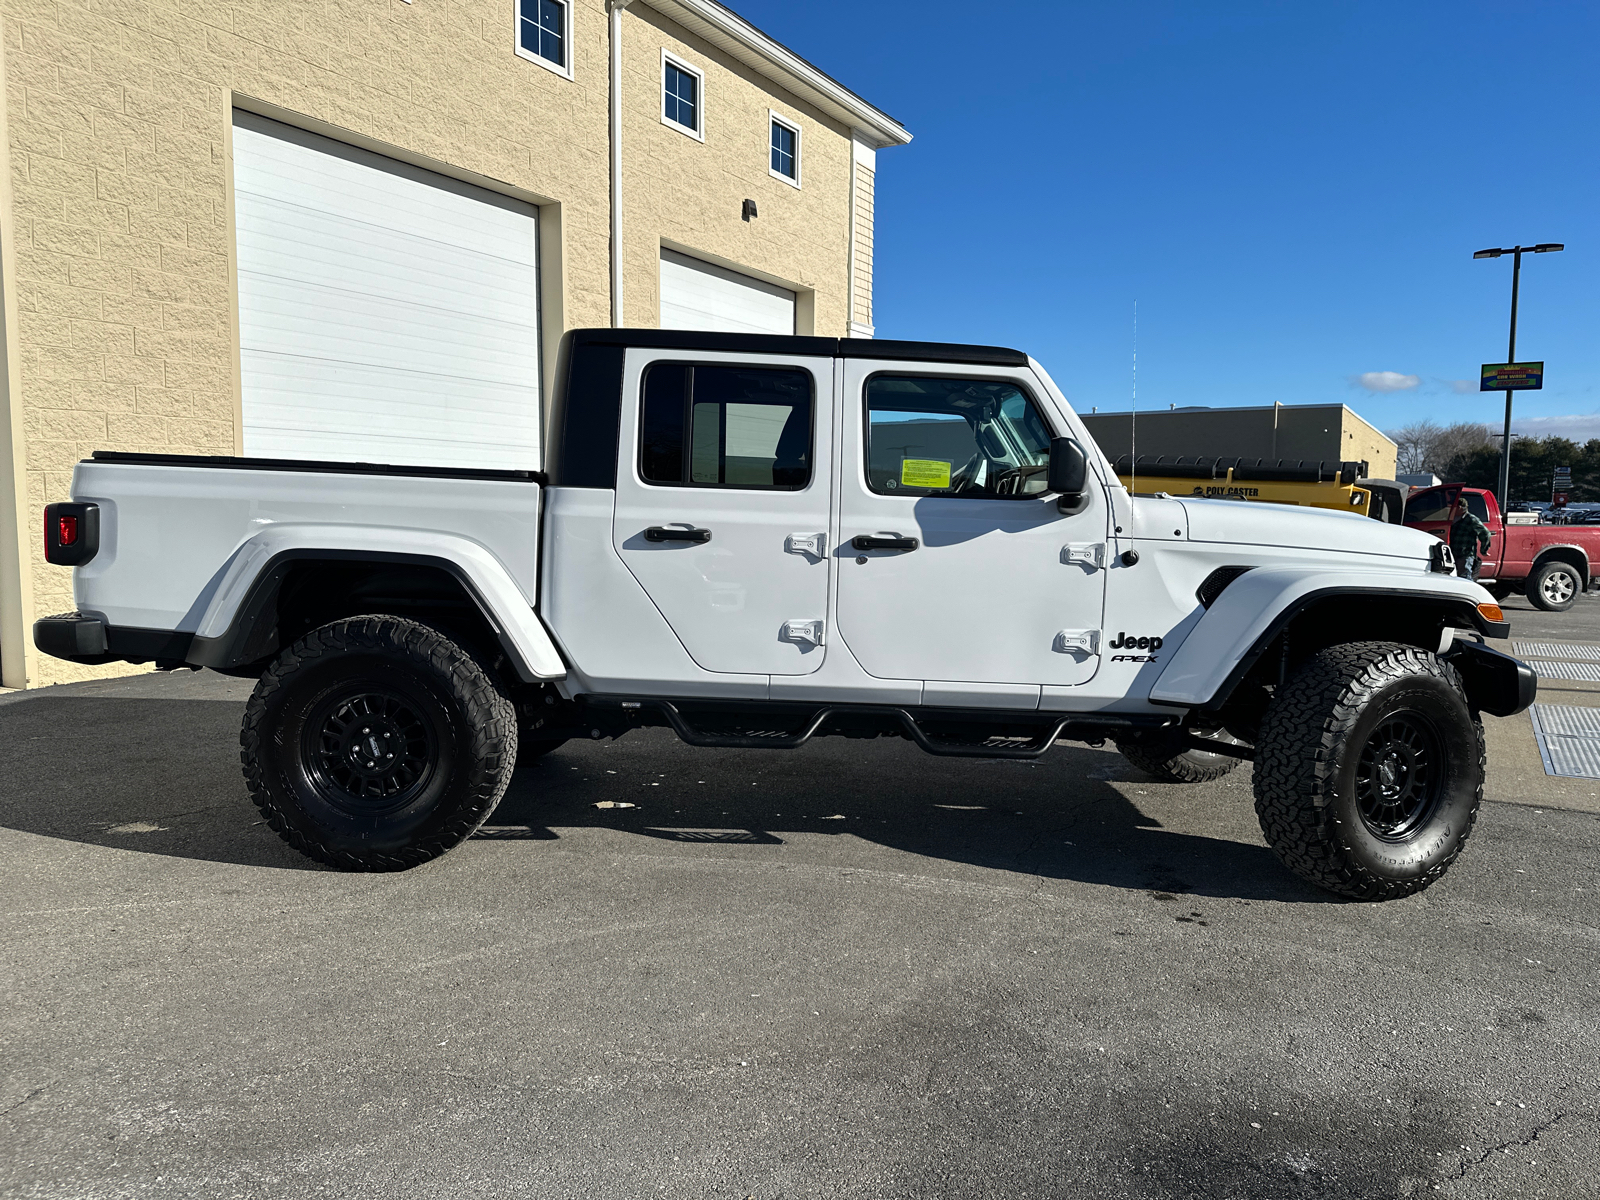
[1174,497,1438,561]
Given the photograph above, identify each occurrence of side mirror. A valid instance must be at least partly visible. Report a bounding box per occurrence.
[1048,437,1088,510]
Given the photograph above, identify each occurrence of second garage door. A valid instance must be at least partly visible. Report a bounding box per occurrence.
[659,249,795,335]
[232,112,542,471]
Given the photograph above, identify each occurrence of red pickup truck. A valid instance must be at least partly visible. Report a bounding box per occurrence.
[1404,484,1598,611]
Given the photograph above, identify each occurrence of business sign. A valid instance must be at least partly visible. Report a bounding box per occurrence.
[1480,362,1544,391]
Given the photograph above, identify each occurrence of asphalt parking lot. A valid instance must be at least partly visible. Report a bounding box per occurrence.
[3,604,1598,1199]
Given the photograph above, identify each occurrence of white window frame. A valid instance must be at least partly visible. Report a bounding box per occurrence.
[514,0,574,81]
[768,110,801,188]
[660,49,705,142]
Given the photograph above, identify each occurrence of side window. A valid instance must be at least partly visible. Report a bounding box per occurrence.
[864,376,1053,499]
[1403,490,1454,523]
[640,364,812,490]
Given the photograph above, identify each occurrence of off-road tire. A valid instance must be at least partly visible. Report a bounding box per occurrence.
[1253,641,1483,901]
[516,736,568,767]
[1527,560,1582,612]
[1118,730,1242,783]
[240,616,517,871]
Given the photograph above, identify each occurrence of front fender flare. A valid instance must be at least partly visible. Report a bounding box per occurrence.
[185,524,566,681]
[1148,567,1499,710]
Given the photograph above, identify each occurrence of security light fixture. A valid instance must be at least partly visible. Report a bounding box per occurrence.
[1474,244,1565,258]
[742,198,758,221]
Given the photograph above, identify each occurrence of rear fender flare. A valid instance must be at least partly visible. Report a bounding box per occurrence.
[186,524,565,680]
[1147,567,1499,710]
[1529,544,1590,585]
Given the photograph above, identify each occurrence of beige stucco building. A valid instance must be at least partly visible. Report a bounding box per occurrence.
[1081,403,1399,481]
[0,0,910,687]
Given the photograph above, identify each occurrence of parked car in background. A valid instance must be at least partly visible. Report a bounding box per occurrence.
[1404,484,1600,610]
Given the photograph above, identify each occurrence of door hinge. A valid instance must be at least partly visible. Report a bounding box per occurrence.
[786,532,826,557]
[782,619,825,647]
[1061,542,1105,569]
[1053,629,1100,656]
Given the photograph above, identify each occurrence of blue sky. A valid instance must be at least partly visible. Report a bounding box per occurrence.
[735,0,1598,439]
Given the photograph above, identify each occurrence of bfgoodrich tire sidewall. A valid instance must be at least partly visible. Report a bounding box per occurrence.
[1327,677,1480,884]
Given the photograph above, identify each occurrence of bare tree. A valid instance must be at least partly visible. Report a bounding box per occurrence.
[1427,422,1492,474]
[1385,420,1492,476]
[1389,420,1439,475]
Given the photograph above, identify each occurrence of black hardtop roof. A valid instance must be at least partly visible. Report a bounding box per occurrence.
[565,327,1029,368]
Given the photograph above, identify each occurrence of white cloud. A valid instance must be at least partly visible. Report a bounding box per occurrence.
[1509,414,1600,442]
[1356,371,1421,393]
[1448,379,1477,394]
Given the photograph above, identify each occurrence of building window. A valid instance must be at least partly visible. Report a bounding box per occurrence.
[516,0,571,78]
[662,52,704,140]
[769,113,800,186]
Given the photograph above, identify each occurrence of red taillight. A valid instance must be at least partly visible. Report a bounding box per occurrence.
[57,515,78,546]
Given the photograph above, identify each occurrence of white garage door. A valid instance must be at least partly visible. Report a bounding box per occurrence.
[660,249,795,335]
[232,112,541,470]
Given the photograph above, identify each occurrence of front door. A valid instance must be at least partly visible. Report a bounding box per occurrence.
[612,351,833,675]
[1405,486,1501,572]
[833,360,1109,689]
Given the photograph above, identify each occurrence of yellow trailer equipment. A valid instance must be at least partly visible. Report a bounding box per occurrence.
[1112,457,1403,523]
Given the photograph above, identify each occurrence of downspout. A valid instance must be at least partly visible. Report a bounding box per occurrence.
[608,0,633,327]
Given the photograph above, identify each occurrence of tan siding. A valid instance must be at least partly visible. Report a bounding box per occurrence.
[850,161,873,328]
[619,5,853,336]
[0,0,873,684]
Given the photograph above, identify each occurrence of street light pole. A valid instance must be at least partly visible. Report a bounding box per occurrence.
[1474,242,1563,510]
[1500,247,1521,509]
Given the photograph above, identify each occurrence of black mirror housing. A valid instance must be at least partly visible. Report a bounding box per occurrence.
[1048,438,1088,504]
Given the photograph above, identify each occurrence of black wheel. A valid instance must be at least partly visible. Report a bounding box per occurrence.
[1253,641,1482,901]
[240,616,517,870]
[1527,560,1581,611]
[516,736,568,767]
[1118,728,1243,783]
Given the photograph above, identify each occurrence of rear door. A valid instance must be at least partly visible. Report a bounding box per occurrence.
[612,350,832,675]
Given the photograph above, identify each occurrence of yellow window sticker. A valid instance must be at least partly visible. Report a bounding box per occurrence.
[900,458,952,489]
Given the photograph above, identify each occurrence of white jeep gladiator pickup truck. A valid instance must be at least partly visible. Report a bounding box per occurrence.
[35,329,1536,899]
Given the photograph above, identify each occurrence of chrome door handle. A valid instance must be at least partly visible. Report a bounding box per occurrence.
[645,526,712,543]
[851,535,919,551]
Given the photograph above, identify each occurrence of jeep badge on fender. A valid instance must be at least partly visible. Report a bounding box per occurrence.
[1108,632,1164,651]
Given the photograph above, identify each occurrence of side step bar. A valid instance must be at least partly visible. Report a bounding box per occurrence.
[600,699,1166,761]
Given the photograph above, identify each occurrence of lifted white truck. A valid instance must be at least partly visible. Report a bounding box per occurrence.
[36,330,1536,899]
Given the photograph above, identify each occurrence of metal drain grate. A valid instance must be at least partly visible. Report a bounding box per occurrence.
[1529,705,1600,779]
[1529,705,1600,737]
[1513,640,1600,661]
[1530,660,1600,681]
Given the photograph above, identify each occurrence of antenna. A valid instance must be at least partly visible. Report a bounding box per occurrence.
[1129,301,1137,534]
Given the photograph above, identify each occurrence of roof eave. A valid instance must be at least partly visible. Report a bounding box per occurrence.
[636,0,912,148]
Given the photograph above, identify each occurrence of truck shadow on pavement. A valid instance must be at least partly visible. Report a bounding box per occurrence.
[0,693,317,871]
[0,695,1330,901]
[486,730,1334,904]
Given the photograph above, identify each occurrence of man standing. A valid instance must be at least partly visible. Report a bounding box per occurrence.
[1450,495,1492,580]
